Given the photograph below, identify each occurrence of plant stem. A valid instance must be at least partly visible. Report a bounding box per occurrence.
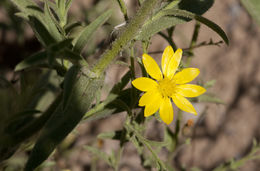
[158,32,177,51]
[125,123,167,170]
[93,0,161,76]
[116,0,128,21]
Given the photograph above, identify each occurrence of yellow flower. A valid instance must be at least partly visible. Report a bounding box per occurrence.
[132,46,206,124]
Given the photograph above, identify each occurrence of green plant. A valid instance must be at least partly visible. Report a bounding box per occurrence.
[0,0,259,170]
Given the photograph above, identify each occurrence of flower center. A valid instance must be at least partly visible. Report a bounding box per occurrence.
[158,78,176,98]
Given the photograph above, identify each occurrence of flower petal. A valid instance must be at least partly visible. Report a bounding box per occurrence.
[161,46,174,76]
[173,68,200,84]
[144,91,162,117]
[142,54,162,80]
[132,77,158,92]
[159,97,173,125]
[165,48,183,79]
[139,91,156,106]
[171,94,197,115]
[176,84,206,97]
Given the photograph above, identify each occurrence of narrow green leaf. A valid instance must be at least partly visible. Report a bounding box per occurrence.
[48,39,73,52]
[62,65,79,109]
[58,0,66,15]
[111,70,131,93]
[65,0,73,15]
[160,9,229,45]
[204,79,216,89]
[61,49,83,61]
[44,1,64,41]
[15,51,48,71]
[84,146,114,167]
[73,10,112,53]
[198,93,225,104]
[5,110,41,134]
[116,0,128,20]
[10,0,38,12]
[136,0,213,40]
[97,130,123,140]
[137,16,185,40]
[178,0,214,15]
[11,0,63,45]
[64,21,82,34]
[29,16,56,46]
[25,66,103,171]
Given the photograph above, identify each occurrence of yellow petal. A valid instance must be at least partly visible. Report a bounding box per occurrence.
[139,91,156,106]
[161,46,174,76]
[165,48,182,79]
[171,94,197,115]
[159,97,173,125]
[144,91,162,117]
[132,77,158,92]
[173,68,200,84]
[176,84,206,97]
[142,54,162,80]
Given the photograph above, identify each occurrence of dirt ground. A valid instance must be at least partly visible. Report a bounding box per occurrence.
[1,0,260,170]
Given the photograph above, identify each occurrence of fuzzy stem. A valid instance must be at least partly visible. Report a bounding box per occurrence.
[92,0,160,76]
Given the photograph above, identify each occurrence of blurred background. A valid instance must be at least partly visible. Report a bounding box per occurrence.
[0,0,260,170]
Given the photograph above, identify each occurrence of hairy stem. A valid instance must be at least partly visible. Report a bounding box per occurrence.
[93,0,161,76]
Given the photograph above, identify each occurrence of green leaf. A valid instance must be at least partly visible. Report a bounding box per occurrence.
[166,9,228,45]
[15,51,48,71]
[5,110,41,134]
[62,66,79,109]
[178,0,214,15]
[73,10,112,53]
[204,79,216,89]
[84,146,115,167]
[48,39,73,52]
[198,93,225,104]
[10,0,38,13]
[83,71,132,121]
[44,0,64,37]
[65,21,81,34]
[15,39,79,71]
[137,16,186,40]
[136,0,213,40]
[61,49,83,61]
[11,0,63,45]
[241,0,260,26]
[138,9,229,45]
[29,16,56,46]
[25,66,103,171]
[97,130,123,140]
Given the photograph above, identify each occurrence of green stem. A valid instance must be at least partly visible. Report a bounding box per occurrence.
[158,32,177,51]
[167,110,182,164]
[189,22,200,49]
[116,0,128,21]
[125,123,166,170]
[115,129,127,171]
[186,22,200,66]
[93,0,161,76]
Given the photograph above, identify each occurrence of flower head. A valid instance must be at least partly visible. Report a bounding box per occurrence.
[132,46,206,124]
